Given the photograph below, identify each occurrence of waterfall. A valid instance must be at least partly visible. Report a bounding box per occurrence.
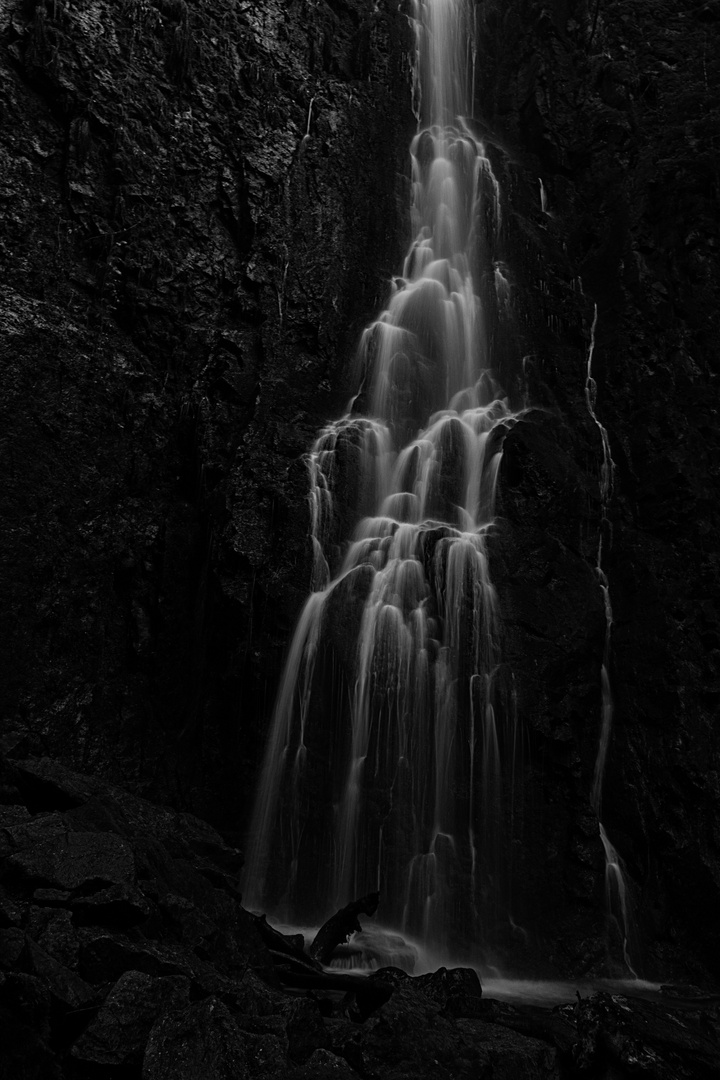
[584,300,638,977]
[244,0,523,963]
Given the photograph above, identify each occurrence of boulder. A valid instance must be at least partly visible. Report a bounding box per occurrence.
[6,829,136,891]
[414,966,484,1019]
[78,931,193,984]
[142,997,249,1080]
[72,970,191,1067]
[25,938,95,1010]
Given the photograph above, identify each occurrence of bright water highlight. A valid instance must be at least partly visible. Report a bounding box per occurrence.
[245,0,524,964]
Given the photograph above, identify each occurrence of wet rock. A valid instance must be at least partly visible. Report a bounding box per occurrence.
[0,891,23,927]
[72,969,190,1067]
[71,882,152,928]
[6,829,136,891]
[0,926,25,969]
[1,812,66,859]
[476,0,720,979]
[565,991,720,1079]
[78,931,193,984]
[156,891,218,949]
[25,938,95,1010]
[31,888,72,909]
[358,979,483,1079]
[284,997,328,1064]
[0,804,32,837]
[142,997,249,1080]
[11,758,97,813]
[0,0,414,850]
[26,906,78,969]
[414,966,484,1019]
[295,1047,359,1078]
[241,1029,288,1078]
[459,1020,561,1080]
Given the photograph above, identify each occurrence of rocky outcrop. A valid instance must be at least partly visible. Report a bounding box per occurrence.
[0,0,414,827]
[2,754,719,1078]
[473,0,720,979]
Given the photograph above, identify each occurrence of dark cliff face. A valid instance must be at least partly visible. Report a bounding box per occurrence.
[0,0,414,823]
[473,0,720,978]
[1,0,719,983]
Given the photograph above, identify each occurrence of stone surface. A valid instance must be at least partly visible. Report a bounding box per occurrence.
[0,758,718,1079]
[0,0,414,843]
[72,970,190,1066]
[142,997,249,1080]
[471,0,720,979]
[6,829,135,891]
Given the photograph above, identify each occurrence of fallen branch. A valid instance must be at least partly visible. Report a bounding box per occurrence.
[309,891,380,965]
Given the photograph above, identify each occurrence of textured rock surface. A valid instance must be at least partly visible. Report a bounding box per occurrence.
[472,0,720,979]
[0,0,414,830]
[0,753,718,1078]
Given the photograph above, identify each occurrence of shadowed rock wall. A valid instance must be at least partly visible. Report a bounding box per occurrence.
[473,0,720,979]
[0,0,414,827]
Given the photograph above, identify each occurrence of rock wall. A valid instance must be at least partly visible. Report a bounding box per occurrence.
[0,0,414,828]
[473,0,720,979]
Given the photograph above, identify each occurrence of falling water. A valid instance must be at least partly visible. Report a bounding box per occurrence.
[245,0,523,962]
[584,300,638,977]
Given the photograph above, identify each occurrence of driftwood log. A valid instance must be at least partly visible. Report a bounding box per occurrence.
[252,914,323,973]
[308,891,380,964]
[253,896,392,1017]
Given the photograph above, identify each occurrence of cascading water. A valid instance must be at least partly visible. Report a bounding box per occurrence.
[245,0,524,964]
[584,300,638,977]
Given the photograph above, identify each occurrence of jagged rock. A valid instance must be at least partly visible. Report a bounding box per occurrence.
[566,992,720,1079]
[70,882,152,928]
[295,1047,359,1078]
[241,1029,288,1078]
[31,888,72,909]
[11,758,98,812]
[142,997,250,1079]
[26,906,78,969]
[25,938,96,1010]
[414,966,484,1019]
[0,804,32,836]
[0,891,23,927]
[0,812,66,859]
[284,997,328,1064]
[72,970,191,1066]
[0,0,413,852]
[357,979,488,1080]
[0,927,25,969]
[78,931,193,984]
[187,962,284,1019]
[156,891,218,949]
[5,829,136,891]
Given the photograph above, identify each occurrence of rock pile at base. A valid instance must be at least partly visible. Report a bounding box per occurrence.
[1,754,719,1079]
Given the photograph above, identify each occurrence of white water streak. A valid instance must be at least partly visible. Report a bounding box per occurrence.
[246,0,523,957]
[584,298,637,977]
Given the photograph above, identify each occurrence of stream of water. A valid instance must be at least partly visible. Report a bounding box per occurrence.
[244,0,525,962]
[584,298,639,976]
